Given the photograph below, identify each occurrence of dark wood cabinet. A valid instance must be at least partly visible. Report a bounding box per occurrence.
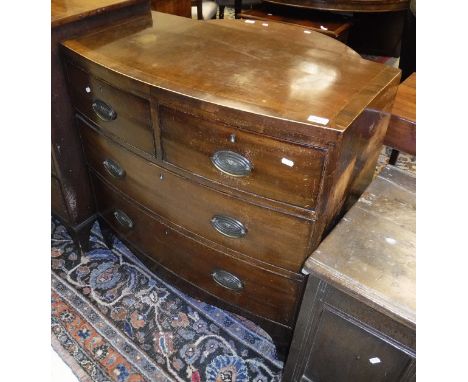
[61,11,399,353]
[284,277,416,381]
[51,0,150,250]
[283,166,416,381]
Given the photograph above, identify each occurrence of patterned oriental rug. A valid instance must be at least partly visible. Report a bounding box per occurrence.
[51,218,283,382]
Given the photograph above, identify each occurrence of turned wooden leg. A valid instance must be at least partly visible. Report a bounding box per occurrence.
[97,217,115,249]
[219,5,225,19]
[67,215,96,254]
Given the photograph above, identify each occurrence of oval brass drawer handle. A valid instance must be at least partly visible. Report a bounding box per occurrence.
[211,215,247,238]
[212,269,244,292]
[103,158,125,179]
[113,210,134,229]
[211,150,252,177]
[92,99,117,121]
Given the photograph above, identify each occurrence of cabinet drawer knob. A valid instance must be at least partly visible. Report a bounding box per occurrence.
[103,158,125,179]
[212,269,244,292]
[92,99,117,121]
[113,210,134,229]
[211,150,252,177]
[211,215,247,238]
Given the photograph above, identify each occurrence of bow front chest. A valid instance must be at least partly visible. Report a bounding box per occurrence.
[61,11,400,350]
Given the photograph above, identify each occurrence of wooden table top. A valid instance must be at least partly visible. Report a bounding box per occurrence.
[238,7,353,39]
[62,11,399,133]
[304,165,415,329]
[51,0,145,28]
[391,72,416,124]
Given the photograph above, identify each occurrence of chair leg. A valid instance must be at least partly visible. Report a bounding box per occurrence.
[219,5,225,19]
[389,149,400,165]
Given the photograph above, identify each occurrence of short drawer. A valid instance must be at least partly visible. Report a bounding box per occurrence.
[65,62,155,155]
[92,173,304,326]
[160,106,326,209]
[80,118,313,272]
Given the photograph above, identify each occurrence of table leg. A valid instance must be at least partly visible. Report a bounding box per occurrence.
[234,0,242,18]
[389,149,400,165]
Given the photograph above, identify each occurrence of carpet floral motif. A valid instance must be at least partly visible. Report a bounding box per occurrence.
[51,218,283,382]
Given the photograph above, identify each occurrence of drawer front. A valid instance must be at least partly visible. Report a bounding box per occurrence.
[65,62,155,155]
[305,308,413,381]
[160,106,326,208]
[92,173,304,326]
[80,119,312,271]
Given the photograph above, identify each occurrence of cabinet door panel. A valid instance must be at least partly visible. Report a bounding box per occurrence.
[306,309,412,382]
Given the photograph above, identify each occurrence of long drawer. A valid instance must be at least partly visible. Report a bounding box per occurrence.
[92,173,304,326]
[65,62,155,156]
[160,106,326,209]
[79,117,313,272]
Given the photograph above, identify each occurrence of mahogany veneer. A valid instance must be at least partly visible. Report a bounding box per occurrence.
[61,11,400,352]
[239,3,353,41]
[263,0,410,12]
[385,72,416,158]
[51,0,150,250]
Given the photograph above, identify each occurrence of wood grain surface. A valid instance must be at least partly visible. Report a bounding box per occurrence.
[263,0,410,12]
[151,0,192,17]
[80,119,314,271]
[239,4,352,40]
[51,0,150,250]
[384,72,416,155]
[160,106,326,208]
[61,11,402,346]
[62,11,399,133]
[52,0,146,27]
[66,61,155,155]
[92,173,305,326]
[304,165,415,328]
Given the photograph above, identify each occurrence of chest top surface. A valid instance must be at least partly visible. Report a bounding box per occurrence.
[61,11,399,133]
[304,165,416,328]
[51,0,145,28]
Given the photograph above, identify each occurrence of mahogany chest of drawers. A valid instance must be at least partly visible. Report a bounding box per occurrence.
[61,12,400,351]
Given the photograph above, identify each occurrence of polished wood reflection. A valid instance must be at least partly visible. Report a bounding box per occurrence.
[63,12,398,133]
[52,0,146,27]
[263,0,410,12]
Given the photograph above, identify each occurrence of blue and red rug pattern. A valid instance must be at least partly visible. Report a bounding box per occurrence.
[51,218,283,382]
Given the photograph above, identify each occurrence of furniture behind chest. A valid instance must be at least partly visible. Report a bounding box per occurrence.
[257,0,410,57]
[283,165,416,381]
[150,0,192,17]
[60,12,400,352]
[51,0,150,251]
[385,72,416,165]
